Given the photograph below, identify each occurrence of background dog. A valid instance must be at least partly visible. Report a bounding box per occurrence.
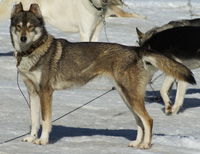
[10,3,196,149]
[1,0,110,42]
[0,0,147,42]
[136,18,200,114]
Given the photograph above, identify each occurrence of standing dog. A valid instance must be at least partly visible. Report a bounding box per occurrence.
[0,0,110,41]
[136,18,200,114]
[10,3,196,149]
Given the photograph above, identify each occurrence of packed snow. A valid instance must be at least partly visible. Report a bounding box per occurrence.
[0,0,200,154]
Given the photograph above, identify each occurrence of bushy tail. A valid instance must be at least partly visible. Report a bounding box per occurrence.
[141,49,196,85]
[0,0,16,23]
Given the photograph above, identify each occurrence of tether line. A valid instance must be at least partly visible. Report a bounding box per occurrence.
[0,84,115,144]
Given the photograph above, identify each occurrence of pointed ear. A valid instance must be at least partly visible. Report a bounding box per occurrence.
[11,2,23,17]
[29,3,42,18]
[136,27,144,39]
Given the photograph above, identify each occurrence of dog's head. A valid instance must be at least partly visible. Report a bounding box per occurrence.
[10,3,45,52]
[91,0,110,9]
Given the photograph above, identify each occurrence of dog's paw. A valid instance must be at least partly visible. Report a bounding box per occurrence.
[128,140,141,148]
[129,141,151,149]
[165,105,172,115]
[136,142,151,149]
[22,136,37,143]
[33,138,48,145]
[171,105,181,114]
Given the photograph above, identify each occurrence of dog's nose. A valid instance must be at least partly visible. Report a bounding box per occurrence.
[20,37,27,43]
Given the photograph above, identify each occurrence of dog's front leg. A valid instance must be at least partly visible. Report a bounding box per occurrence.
[22,92,40,143]
[34,90,53,145]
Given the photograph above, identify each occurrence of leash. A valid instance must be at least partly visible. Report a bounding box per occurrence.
[52,87,115,123]
[121,0,130,9]
[100,9,110,42]
[89,0,110,42]
[0,74,115,145]
[17,70,30,108]
[148,73,164,101]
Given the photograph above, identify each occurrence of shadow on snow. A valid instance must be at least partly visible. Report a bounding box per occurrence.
[0,51,13,56]
[47,126,137,144]
[146,88,200,113]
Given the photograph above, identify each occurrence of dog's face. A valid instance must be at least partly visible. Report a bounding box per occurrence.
[10,3,44,52]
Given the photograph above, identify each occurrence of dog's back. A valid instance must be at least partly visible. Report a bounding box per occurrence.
[141,26,200,59]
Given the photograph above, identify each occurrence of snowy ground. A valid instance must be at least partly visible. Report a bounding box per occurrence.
[0,0,200,154]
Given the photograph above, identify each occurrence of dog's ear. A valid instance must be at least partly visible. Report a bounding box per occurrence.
[136,27,144,39]
[11,2,24,17]
[29,3,42,18]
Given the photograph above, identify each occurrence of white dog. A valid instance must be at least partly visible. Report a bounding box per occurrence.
[0,0,110,41]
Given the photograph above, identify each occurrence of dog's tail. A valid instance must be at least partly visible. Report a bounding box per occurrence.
[0,0,16,23]
[141,49,196,85]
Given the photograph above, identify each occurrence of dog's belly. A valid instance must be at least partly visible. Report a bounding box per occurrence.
[52,81,77,90]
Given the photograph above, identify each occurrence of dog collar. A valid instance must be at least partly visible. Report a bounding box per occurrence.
[14,34,49,66]
[20,34,48,57]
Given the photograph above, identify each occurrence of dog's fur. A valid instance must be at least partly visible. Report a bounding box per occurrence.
[1,0,110,41]
[107,0,146,18]
[10,3,196,148]
[136,18,200,114]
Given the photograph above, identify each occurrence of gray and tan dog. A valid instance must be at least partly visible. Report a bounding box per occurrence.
[10,3,196,149]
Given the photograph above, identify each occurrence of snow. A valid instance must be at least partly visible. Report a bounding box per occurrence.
[0,0,200,153]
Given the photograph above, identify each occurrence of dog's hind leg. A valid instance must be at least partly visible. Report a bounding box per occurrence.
[160,75,175,114]
[34,90,53,145]
[129,98,153,149]
[172,81,187,114]
[116,83,153,149]
[128,112,144,147]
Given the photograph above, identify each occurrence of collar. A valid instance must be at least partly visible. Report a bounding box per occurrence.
[17,34,48,57]
[14,34,48,66]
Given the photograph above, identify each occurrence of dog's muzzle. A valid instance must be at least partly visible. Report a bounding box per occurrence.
[20,36,27,43]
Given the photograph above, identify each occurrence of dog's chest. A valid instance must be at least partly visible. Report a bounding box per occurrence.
[18,56,42,85]
[18,55,40,71]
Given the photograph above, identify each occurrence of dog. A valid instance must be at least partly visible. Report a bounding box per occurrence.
[136,18,200,114]
[10,3,196,149]
[1,0,110,42]
[107,0,146,18]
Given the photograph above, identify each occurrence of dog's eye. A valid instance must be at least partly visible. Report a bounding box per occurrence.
[28,25,34,31]
[16,24,21,30]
